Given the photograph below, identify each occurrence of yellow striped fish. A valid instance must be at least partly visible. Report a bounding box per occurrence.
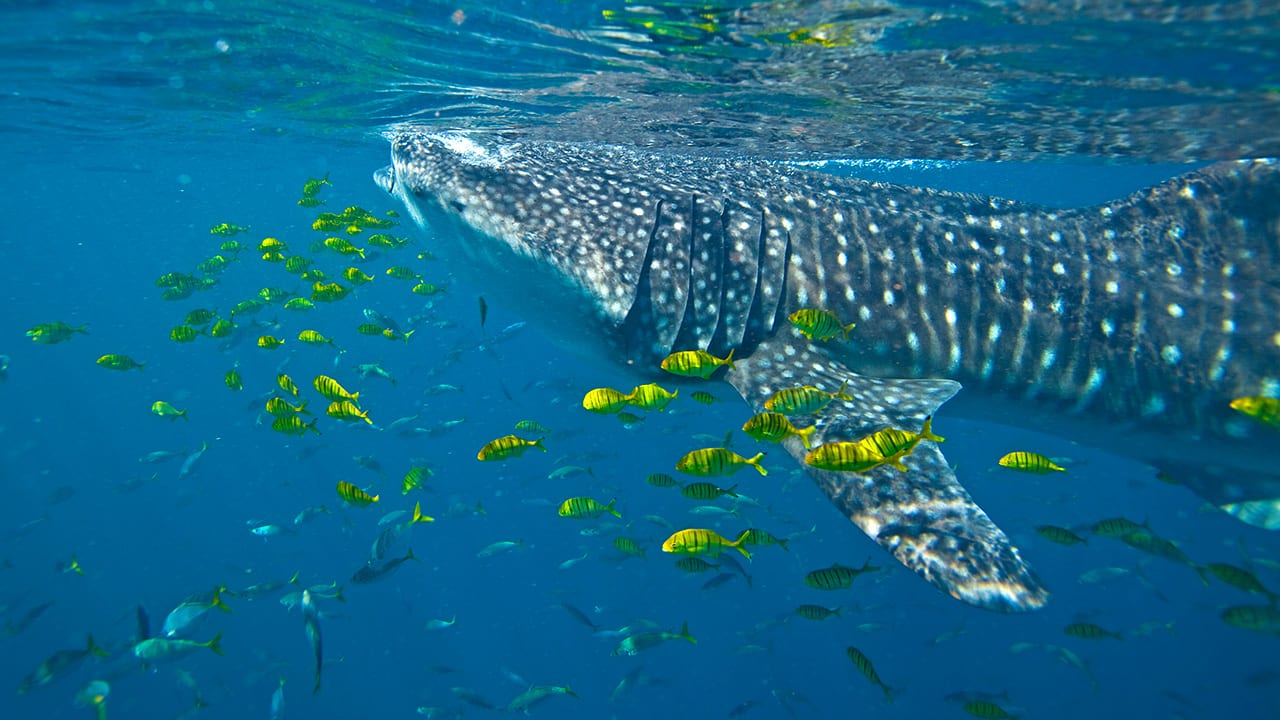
[477,435,546,461]
[741,412,817,449]
[265,397,308,417]
[257,335,284,349]
[676,448,767,477]
[804,441,894,473]
[557,497,621,519]
[278,373,299,398]
[297,330,338,348]
[314,375,359,404]
[659,348,735,379]
[336,481,378,507]
[763,381,852,415]
[804,560,879,590]
[271,416,319,436]
[326,400,372,425]
[1229,396,1280,430]
[997,451,1066,474]
[662,528,751,559]
[582,387,631,414]
[627,383,678,411]
[788,308,856,341]
[845,646,893,701]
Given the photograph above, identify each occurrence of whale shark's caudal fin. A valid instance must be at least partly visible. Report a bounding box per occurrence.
[728,336,1049,612]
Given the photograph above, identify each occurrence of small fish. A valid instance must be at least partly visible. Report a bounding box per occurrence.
[1063,622,1123,640]
[27,321,88,344]
[251,524,295,537]
[741,527,789,551]
[662,528,751,559]
[845,645,893,701]
[646,473,681,489]
[257,335,285,350]
[1036,525,1088,546]
[284,298,315,311]
[162,586,231,637]
[403,465,432,494]
[209,318,235,337]
[301,173,331,197]
[302,590,323,693]
[611,622,696,656]
[177,441,209,481]
[327,400,372,425]
[504,684,579,714]
[133,633,223,662]
[627,383,678,411]
[795,604,842,620]
[210,222,249,236]
[425,615,457,631]
[676,448,767,477]
[547,465,591,480]
[314,374,359,403]
[272,415,320,436]
[17,636,108,694]
[1229,396,1280,430]
[613,537,645,558]
[270,677,286,720]
[582,387,632,414]
[336,481,378,507]
[294,505,330,525]
[139,450,182,464]
[97,354,145,371]
[225,368,243,391]
[963,700,1017,719]
[170,325,202,343]
[1204,562,1276,599]
[477,435,546,461]
[477,540,524,558]
[73,679,110,716]
[298,329,339,348]
[764,381,852,415]
[805,440,896,473]
[689,391,718,404]
[742,412,816,449]
[351,547,418,584]
[478,296,488,330]
[1221,604,1280,635]
[804,559,880,590]
[1091,517,1148,537]
[356,363,397,386]
[514,419,549,435]
[788,308,856,341]
[558,496,621,519]
[680,482,738,501]
[151,401,188,421]
[659,348,735,379]
[997,451,1066,473]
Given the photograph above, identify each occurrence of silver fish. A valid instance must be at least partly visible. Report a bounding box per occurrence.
[378,130,1280,612]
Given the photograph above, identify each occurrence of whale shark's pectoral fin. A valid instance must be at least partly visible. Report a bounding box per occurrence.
[729,342,1049,612]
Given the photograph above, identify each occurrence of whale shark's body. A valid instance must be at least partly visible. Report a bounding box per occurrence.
[377,131,1280,611]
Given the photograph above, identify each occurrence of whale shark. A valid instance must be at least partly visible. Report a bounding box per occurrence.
[376,130,1280,612]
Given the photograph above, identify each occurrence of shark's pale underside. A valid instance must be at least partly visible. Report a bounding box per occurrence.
[376,130,1280,612]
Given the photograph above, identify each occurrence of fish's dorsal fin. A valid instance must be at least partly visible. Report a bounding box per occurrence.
[728,338,1048,612]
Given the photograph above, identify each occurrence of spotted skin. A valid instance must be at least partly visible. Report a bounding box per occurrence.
[377,131,1280,611]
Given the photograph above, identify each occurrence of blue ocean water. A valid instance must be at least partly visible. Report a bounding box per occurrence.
[3,2,1279,720]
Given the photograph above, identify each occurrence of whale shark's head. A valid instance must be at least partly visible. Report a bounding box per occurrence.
[377,131,666,353]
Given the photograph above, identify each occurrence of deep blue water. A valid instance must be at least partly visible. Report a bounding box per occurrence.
[3,3,1280,720]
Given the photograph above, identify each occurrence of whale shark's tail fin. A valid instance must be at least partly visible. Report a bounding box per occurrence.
[729,337,1049,612]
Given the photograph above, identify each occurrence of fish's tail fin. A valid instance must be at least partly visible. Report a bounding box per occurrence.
[678,621,696,644]
[206,631,224,656]
[605,498,622,518]
[86,634,109,658]
[745,452,768,476]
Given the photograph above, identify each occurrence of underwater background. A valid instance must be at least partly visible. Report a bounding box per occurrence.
[2,2,1279,719]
